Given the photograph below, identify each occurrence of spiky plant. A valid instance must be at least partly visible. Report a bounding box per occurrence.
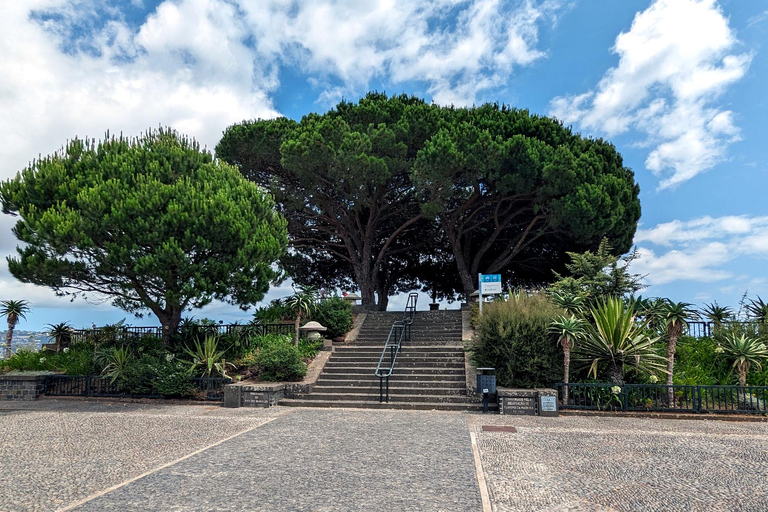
[721,333,768,387]
[549,316,586,403]
[575,297,666,384]
[1,300,31,359]
[285,286,318,346]
[47,322,73,353]
[746,297,768,324]
[702,302,733,326]
[550,291,587,316]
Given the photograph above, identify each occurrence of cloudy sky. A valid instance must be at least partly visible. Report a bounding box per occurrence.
[1,0,766,330]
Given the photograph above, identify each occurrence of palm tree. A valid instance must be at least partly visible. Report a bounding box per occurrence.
[285,286,318,346]
[549,315,586,403]
[702,302,733,333]
[721,333,768,387]
[660,301,697,404]
[746,297,768,324]
[550,291,587,316]
[1,300,31,359]
[47,322,73,352]
[575,297,666,384]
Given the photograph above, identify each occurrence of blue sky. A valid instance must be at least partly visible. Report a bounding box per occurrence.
[1,0,767,331]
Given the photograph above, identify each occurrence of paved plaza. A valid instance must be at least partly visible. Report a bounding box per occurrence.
[1,400,767,511]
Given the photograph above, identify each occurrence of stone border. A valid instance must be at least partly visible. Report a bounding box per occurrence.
[342,312,367,344]
[462,309,479,397]
[223,348,332,408]
[0,374,48,401]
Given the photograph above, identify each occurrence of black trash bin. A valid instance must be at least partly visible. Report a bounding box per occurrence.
[476,368,496,413]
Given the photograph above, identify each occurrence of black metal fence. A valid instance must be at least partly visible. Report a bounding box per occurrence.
[44,375,231,401]
[557,382,768,414]
[685,321,762,338]
[70,323,294,344]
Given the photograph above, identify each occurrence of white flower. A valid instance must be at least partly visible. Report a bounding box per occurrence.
[715,346,724,354]
[62,347,70,353]
[39,357,46,364]
[165,353,175,362]
[649,375,659,384]
[611,385,621,395]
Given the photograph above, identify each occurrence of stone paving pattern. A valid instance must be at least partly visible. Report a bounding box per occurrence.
[3,400,768,511]
[469,414,768,512]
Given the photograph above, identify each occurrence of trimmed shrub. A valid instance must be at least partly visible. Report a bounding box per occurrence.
[471,292,563,388]
[254,338,307,381]
[310,297,353,339]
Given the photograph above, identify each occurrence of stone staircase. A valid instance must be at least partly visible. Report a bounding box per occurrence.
[279,310,483,411]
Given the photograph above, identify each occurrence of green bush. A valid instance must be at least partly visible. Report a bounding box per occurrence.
[673,335,732,385]
[0,348,53,372]
[471,292,563,388]
[253,299,292,323]
[310,297,353,339]
[52,343,96,375]
[254,339,307,381]
[298,337,323,359]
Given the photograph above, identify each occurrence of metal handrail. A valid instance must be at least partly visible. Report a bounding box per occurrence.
[374,293,418,402]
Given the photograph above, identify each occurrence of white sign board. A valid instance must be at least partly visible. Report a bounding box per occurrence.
[480,274,502,294]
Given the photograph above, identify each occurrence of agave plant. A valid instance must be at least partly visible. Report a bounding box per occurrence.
[575,297,666,384]
[99,346,133,385]
[183,335,233,378]
[1,300,31,359]
[549,315,586,403]
[721,333,768,387]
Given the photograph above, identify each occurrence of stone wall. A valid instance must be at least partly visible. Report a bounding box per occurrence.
[0,374,48,401]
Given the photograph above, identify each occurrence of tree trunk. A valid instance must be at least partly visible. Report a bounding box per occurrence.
[156,308,183,346]
[377,293,389,312]
[294,313,301,346]
[4,325,13,360]
[666,322,681,406]
[738,362,749,387]
[562,340,571,405]
[609,364,624,385]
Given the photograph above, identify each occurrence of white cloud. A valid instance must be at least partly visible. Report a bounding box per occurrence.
[549,0,751,189]
[633,215,768,286]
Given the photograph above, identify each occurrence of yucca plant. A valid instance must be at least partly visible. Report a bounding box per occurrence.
[1,300,30,359]
[549,315,586,403]
[660,301,697,404]
[575,297,666,384]
[100,346,133,385]
[183,335,232,377]
[47,322,73,353]
[721,333,768,387]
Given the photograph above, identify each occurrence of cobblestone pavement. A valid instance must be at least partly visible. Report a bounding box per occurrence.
[1,401,481,512]
[468,414,768,512]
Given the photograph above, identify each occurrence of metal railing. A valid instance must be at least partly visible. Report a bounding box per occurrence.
[685,320,762,338]
[557,382,768,414]
[44,375,231,401]
[70,323,294,344]
[374,293,418,403]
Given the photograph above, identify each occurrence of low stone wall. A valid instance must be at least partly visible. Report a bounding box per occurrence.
[461,309,479,397]
[0,374,48,401]
[497,387,558,417]
[223,347,332,408]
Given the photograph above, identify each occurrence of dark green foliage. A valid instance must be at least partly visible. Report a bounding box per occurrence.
[297,337,323,360]
[53,343,96,375]
[254,337,307,381]
[219,93,641,305]
[310,297,353,339]
[672,336,731,385]
[471,293,563,388]
[253,299,292,323]
[1,128,288,333]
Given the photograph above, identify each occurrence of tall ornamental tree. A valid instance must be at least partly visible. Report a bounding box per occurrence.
[1,300,30,359]
[413,104,641,298]
[1,129,287,337]
[217,93,439,308]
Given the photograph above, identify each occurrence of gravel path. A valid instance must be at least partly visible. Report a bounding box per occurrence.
[468,414,768,512]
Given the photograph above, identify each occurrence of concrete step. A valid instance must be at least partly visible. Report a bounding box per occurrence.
[277,399,490,412]
[316,373,466,382]
[324,361,464,369]
[321,367,465,375]
[292,392,476,404]
[312,379,466,395]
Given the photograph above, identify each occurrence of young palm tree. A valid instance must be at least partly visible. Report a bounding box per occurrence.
[47,322,73,352]
[286,286,318,346]
[746,297,768,324]
[660,301,697,404]
[575,297,666,384]
[1,300,31,359]
[722,333,768,387]
[702,302,733,335]
[549,315,586,403]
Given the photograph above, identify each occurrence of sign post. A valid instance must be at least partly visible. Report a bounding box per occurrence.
[478,273,502,315]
